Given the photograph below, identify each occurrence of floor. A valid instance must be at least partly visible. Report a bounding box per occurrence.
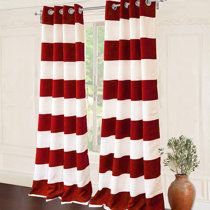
[0,183,169,210]
[0,183,103,210]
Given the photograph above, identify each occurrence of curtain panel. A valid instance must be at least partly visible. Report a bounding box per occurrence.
[90,0,164,209]
[29,5,92,204]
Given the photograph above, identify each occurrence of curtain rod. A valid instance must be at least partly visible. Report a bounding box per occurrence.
[35,0,166,17]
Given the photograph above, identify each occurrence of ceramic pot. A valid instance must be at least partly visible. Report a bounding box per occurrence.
[168,175,195,210]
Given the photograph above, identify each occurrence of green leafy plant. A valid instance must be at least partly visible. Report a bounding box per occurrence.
[161,135,199,175]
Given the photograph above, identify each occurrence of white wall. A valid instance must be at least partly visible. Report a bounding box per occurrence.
[0,0,210,209]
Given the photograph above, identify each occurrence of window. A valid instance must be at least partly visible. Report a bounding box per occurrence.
[85,22,104,152]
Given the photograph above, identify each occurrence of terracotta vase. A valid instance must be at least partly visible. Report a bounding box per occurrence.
[168,175,195,210]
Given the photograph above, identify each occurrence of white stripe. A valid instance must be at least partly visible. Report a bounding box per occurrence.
[37,132,88,152]
[99,171,145,197]
[105,17,156,41]
[63,61,85,80]
[142,100,159,121]
[42,24,53,43]
[39,97,51,114]
[28,194,47,198]
[104,60,157,81]
[62,201,89,205]
[140,16,156,39]
[99,171,162,198]
[52,97,63,115]
[63,24,75,43]
[100,136,160,161]
[36,131,51,148]
[40,61,52,79]
[63,166,90,187]
[33,164,48,180]
[66,98,86,117]
[144,176,163,199]
[39,98,86,116]
[54,24,63,43]
[75,23,84,43]
[76,62,85,80]
[50,132,64,150]
[63,23,84,43]
[103,99,158,121]
[76,134,88,153]
[76,99,87,117]
[48,166,63,184]
[64,62,75,79]
[53,62,63,79]
[100,136,143,159]
[64,133,88,153]
[143,139,161,161]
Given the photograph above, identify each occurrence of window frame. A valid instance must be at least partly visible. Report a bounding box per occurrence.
[85,21,105,152]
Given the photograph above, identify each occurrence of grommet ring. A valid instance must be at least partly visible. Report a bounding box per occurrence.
[124,2,129,8]
[78,8,83,14]
[135,0,140,7]
[59,9,63,15]
[48,9,54,15]
[68,8,74,14]
[145,0,152,6]
[112,3,118,10]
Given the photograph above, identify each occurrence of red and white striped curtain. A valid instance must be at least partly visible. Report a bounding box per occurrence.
[90,0,164,209]
[29,5,92,204]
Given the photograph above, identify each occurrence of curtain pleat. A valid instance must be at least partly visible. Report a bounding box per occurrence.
[30,5,92,204]
[90,0,164,209]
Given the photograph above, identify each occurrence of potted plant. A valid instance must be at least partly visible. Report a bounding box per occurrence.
[161,135,199,210]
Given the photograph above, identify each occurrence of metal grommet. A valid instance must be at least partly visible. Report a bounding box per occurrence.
[135,0,140,7]
[112,3,118,10]
[48,9,54,15]
[124,2,129,8]
[145,0,152,6]
[78,8,83,14]
[59,9,63,15]
[68,8,74,15]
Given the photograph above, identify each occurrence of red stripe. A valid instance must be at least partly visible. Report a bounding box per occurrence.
[54,43,63,61]
[105,1,120,21]
[41,43,53,61]
[49,149,64,167]
[40,79,52,97]
[54,6,63,24]
[101,118,159,140]
[74,4,84,24]
[51,115,64,133]
[63,6,75,24]
[35,148,49,164]
[64,150,89,170]
[101,118,143,139]
[41,43,84,62]
[38,114,51,131]
[104,39,156,60]
[100,154,144,178]
[103,80,158,101]
[63,43,84,62]
[40,80,85,98]
[105,0,156,21]
[143,119,160,141]
[42,6,53,25]
[30,180,92,203]
[52,80,63,97]
[140,0,156,18]
[38,115,87,134]
[144,158,161,179]
[36,148,89,169]
[90,189,164,210]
